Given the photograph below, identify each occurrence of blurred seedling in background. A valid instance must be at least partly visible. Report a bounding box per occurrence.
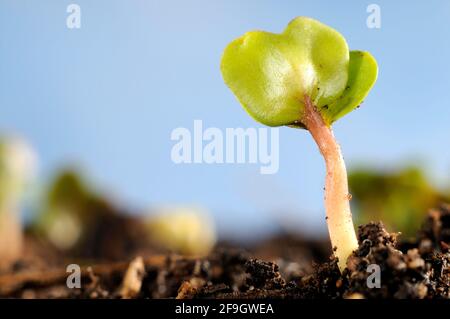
[34,170,217,258]
[145,206,217,256]
[34,170,92,251]
[221,17,378,271]
[0,137,36,269]
[349,166,450,239]
[33,169,128,258]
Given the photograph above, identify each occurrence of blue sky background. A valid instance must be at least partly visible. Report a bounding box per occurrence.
[1,1,449,239]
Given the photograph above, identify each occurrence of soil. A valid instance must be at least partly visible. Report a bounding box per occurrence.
[0,205,449,299]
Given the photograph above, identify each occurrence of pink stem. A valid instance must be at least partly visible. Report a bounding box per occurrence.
[302,95,358,271]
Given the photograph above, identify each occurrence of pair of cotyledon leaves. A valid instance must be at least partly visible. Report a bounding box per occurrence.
[221,17,378,128]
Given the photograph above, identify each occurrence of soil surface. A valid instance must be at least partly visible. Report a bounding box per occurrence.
[1,205,449,299]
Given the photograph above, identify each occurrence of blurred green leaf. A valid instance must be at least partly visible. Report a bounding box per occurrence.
[349,166,450,238]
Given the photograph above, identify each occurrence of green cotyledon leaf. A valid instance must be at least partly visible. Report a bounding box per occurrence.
[220,17,378,127]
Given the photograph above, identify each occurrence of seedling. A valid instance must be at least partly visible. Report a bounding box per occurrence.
[36,169,118,252]
[35,170,89,251]
[221,17,378,270]
[0,138,36,268]
[146,206,217,256]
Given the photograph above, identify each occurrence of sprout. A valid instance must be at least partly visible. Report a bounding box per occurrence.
[35,169,116,252]
[35,170,87,251]
[0,137,36,267]
[146,206,217,256]
[220,17,378,271]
